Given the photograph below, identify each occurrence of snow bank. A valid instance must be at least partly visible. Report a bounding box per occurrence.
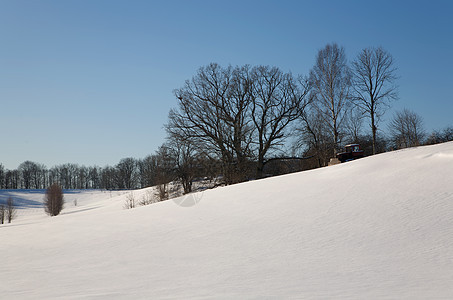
[1,142,453,299]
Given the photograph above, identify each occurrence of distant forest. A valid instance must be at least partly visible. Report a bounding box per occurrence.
[2,44,452,192]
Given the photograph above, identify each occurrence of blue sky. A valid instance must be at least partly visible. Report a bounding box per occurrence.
[1,0,452,169]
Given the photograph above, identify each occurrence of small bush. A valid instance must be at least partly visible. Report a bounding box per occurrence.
[139,190,156,206]
[157,184,168,201]
[44,183,64,216]
[124,192,136,209]
[6,197,16,223]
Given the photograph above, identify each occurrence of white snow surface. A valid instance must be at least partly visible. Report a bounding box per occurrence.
[1,142,453,299]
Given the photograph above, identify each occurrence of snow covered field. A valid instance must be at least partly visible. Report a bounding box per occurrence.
[1,142,453,299]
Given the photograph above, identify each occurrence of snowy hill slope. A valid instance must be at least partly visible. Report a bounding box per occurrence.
[1,142,453,299]
[0,189,131,222]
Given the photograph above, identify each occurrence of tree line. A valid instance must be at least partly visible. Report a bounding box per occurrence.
[0,153,209,191]
[1,43,452,192]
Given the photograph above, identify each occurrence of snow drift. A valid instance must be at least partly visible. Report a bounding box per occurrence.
[1,142,453,299]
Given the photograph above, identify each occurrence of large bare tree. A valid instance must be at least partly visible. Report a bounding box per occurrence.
[309,43,351,155]
[167,63,309,182]
[167,63,254,184]
[351,46,398,154]
[251,66,310,178]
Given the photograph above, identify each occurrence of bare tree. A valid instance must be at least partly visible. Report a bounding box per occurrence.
[0,204,5,224]
[389,108,425,149]
[251,66,310,178]
[154,145,175,201]
[138,155,158,188]
[124,192,136,209]
[443,126,453,142]
[100,166,118,190]
[116,158,138,189]
[6,197,16,223]
[0,164,5,189]
[139,189,157,206]
[426,126,453,145]
[88,166,101,189]
[344,106,365,144]
[296,109,334,167]
[309,43,351,155]
[167,137,199,194]
[18,161,37,189]
[167,63,310,182]
[50,163,79,189]
[44,183,64,216]
[167,63,254,184]
[77,166,88,189]
[31,163,47,189]
[5,170,20,189]
[351,46,398,154]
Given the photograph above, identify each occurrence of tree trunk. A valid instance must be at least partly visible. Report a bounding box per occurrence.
[256,158,264,179]
[371,113,377,155]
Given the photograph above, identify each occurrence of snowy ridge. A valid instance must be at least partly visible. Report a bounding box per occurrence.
[1,142,453,299]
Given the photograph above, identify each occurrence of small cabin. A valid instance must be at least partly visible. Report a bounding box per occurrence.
[336,144,364,163]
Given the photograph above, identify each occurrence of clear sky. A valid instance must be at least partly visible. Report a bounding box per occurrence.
[1,0,452,169]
